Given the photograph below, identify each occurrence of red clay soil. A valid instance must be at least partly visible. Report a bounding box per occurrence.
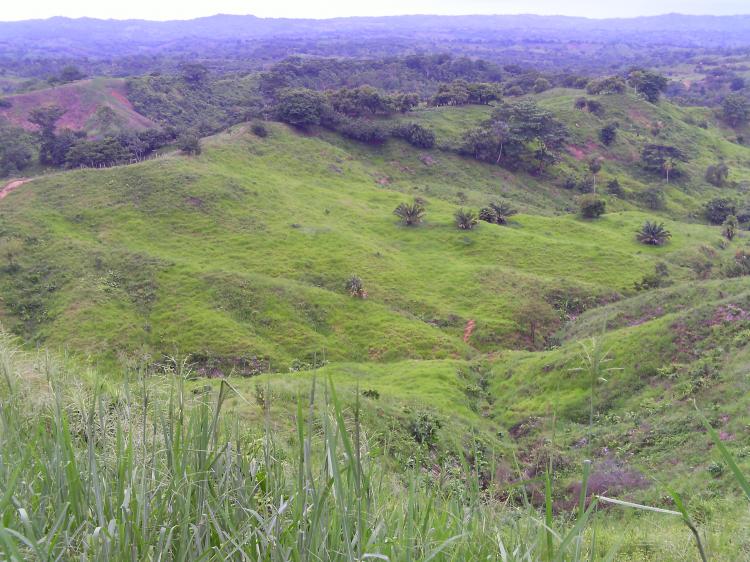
[0,178,31,200]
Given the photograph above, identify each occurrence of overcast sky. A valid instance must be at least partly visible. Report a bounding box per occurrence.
[0,0,748,21]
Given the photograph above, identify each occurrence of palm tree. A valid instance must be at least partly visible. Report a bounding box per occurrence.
[479,201,518,225]
[662,157,675,183]
[393,201,426,226]
[454,208,478,230]
[636,221,672,245]
[588,157,602,192]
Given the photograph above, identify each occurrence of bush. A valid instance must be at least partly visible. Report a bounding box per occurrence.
[705,163,729,187]
[606,178,623,196]
[722,215,739,240]
[725,250,750,277]
[638,187,665,210]
[705,197,737,225]
[345,275,367,298]
[393,201,426,226]
[600,123,618,146]
[251,122,268,137]
[407,410,442,445]
[390,122,436,148]
[561,174,579,190]
[177,132,201,155]
[636,221,671,246]
[586,76,626,95]
[339,118,388,145]
[454,208,478,230]
[579,195,606,219]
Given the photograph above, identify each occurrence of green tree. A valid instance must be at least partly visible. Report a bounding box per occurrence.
[276,88,327,129]
[599,123,618,146]
[722,93,749,128]
[641,144,686,181]
[628,69,668,103]
[515,300,559,350]
[533,77,551,93]
[58,65,86,83]
[177,132,201,155]
[390,122,436,148]
[28,105,66,137]
[588,157,602,191]
[180,63,209,86]
[705,163,730,187]
[705,197,736,225]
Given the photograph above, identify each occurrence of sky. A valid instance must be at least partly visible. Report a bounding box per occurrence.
[0,0,747,21]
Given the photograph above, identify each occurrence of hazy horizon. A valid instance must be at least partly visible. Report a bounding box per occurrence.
[1,0,748,22]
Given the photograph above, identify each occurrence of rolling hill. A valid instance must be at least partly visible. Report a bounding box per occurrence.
[2,88,750,558]
[0,77,156,136]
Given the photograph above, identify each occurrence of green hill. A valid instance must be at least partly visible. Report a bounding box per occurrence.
[0,78,156,136]
[2,90,750,558]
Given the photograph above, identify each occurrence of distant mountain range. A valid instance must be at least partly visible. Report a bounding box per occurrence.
[0,13,748,78]
[1,13,749,56]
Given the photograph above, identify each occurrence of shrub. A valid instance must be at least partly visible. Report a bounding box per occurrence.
[479,201,517,225]
[579,195,606,219]
[585,99,605,117]
[705,197,737,225]
[345,274,367,298]
[600,123,618,146]
[407,410,442,445]
[638,187,665,210]
[586,76,626,95]
[705,163,729,187]
[634,263,671,291]
[725,249,750,277]
[606,178,623,196]
[251,122,268,137]
[722,215,739,240]
[393,201,425,226]
[390,122,436,148]
[339,118,388,145]
[177,132,201,155]
[454,208,478,230]
[562,174,579,190]
[636,221,671,245]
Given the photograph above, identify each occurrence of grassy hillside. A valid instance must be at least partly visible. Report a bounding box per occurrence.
[0,77,155,135]
[404,89,750,218]
[0,118,736,365]
[3,90,750,558]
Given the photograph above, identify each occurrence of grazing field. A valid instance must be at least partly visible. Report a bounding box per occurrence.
[2,85,750,559]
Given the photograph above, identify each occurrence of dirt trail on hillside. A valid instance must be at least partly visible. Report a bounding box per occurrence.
[0,178,31,200]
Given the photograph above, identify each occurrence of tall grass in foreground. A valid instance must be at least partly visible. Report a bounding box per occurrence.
[0,332,746,560]
[0,335,605,561]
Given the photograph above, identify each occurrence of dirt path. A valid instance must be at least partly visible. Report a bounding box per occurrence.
[0,178,31,200]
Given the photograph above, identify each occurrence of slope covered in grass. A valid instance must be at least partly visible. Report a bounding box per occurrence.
[0,120,732,368]
[404,88,750,218]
